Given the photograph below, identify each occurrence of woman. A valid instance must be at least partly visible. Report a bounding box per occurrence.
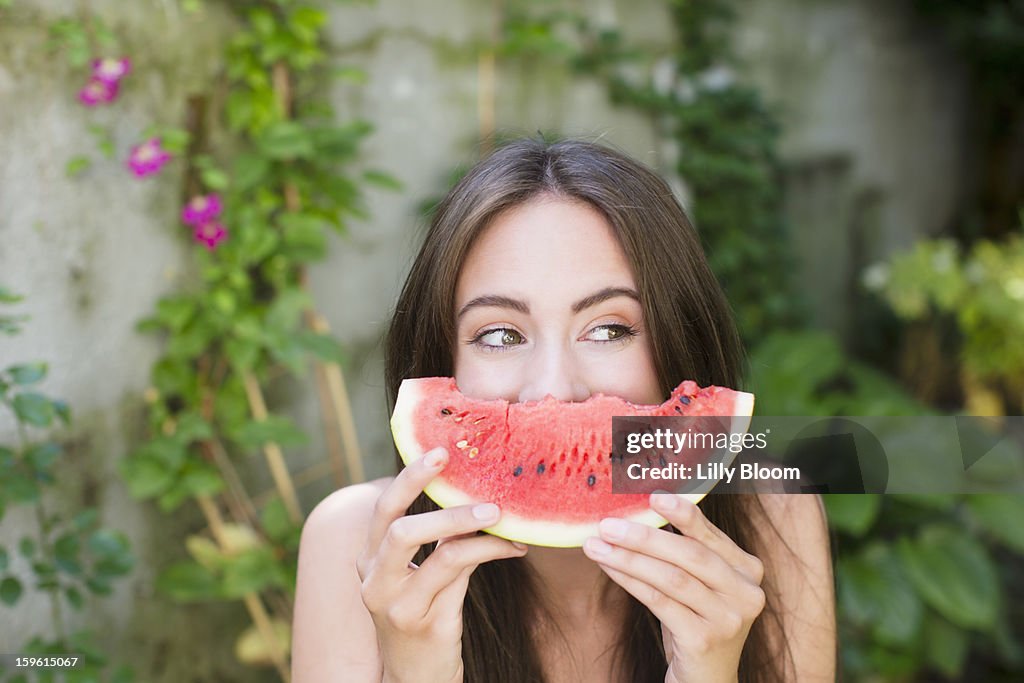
[292,139,836,682]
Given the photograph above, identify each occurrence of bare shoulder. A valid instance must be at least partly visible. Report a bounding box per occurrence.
[291,477,394,683]
[305,476,394,531]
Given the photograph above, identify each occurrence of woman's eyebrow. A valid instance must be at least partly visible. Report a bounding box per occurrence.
[571,286,640,314]
[457,295,529,321]
[456,287,640,321]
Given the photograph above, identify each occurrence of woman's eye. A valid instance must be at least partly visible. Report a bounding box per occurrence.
[587,324,637,342]
[474,328,525,348]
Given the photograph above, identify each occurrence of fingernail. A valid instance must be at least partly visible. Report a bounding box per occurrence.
[473,503,499,521]
[585,537,613,556]
[599,518,629,541]
[424,449,446,468]
[653,493,678,510]
[512,541,528,551]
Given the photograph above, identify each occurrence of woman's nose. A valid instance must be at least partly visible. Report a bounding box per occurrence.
[517,343,590,403]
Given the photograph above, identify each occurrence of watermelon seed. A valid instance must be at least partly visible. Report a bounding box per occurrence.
[441,408,452,415]
[673,406,682,413]
[679,396,691,405]
[537,462,546,475]
[453,417,463,423]
[468,447,479,459]
[456,440,468,449]
[658,455,667,467]
[473,417,486,424]
[587,474,596,487]
[513,466,523,477]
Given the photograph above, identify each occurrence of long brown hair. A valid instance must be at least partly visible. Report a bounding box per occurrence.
[384,138,791,682]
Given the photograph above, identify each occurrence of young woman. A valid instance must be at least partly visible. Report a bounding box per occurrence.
[292,139,836,682]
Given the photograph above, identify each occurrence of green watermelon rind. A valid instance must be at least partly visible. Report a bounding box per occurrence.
[391,379,755,548]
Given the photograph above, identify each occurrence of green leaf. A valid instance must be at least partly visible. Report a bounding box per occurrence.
[823,495,880,536]
[156,296,196,332]
[72,508,99,532]
[171,412,213,444]
[89,530,134,576]
[119,455,175,499]
[258,121,314,159]
[0,547,8,571]
[898,525,1000,630]
[280,213,327,260]
[7,362,47,385]
[0,286,23,303]
[260,497,294,544]
[294,331,346,365]
[64,585,85,610]
[52,400,70,425]
[156,561,222,602]
[65,155,91,178]
[201,167,230,191]
[231,415,308,450]
[177,463,224,498]
[25,442,62,473]
[965,494,1024,553]
[3,471,40,503]
[13,392,55,427]
[838,543,922,645]
[54,532,82,575]
[923,615,969,678]
[19,536,35,558]
[0,576,22,606]
[221,546,287,597]
[233,152,271,191]
[362,169,403,191]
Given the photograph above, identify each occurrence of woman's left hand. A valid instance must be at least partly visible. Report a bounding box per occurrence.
[583,493,766,683]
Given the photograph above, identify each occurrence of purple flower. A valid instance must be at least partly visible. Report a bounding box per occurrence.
[193,221,227,251]
[91,57,131,84]
[78,78,119,106]
[181,194,223,226]
[127,138,172,177]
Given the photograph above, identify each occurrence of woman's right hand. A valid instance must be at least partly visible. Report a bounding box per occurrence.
[356,447,528,683]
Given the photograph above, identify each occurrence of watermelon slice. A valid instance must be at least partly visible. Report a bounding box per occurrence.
[391,378,755,548]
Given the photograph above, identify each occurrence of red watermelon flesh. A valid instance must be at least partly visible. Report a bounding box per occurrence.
[391,378,755,547]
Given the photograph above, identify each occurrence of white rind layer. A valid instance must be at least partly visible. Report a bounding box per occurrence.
[391,380,756,548]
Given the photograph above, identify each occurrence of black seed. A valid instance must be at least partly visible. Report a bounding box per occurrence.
[673,406,682,413]
[658,455,667,467]
[679,396,691,405]
[513,466,522,477]
[537,462,546,475]
[587,474,596,487]
[441,408,452,415]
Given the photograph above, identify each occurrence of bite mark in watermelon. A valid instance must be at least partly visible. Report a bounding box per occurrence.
[391,378,755,548]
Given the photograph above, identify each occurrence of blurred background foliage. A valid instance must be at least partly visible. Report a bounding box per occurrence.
[1,0,1023,681]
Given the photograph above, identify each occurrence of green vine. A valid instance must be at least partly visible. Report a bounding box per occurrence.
[0,288,135,683]
[100,0,391,676]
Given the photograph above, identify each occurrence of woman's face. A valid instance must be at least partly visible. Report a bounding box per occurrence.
[453,195,663,405]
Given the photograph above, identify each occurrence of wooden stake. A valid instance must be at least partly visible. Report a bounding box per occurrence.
[196,495,290,682]
[307,311,364,484]
[241,372,303,523]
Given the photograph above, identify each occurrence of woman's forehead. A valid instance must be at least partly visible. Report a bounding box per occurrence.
[456,197,636,303]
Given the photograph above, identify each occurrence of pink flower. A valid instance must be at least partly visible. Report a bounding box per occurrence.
[78,78,119,106]
[181,194,223,226]
[127,138,172,177]
[193,221,227,251]
[91,57,131,84]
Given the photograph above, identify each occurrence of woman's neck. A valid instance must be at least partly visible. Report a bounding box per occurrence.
[522,545,628,625]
